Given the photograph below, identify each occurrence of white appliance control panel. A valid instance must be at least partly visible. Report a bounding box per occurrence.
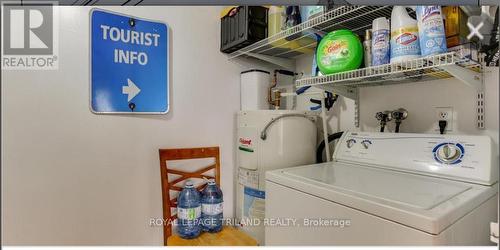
[334,131,498,185]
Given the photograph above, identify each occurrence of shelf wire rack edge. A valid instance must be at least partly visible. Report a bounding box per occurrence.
[266,6,392,58]
[227,5,378,60]
[295,52,482,89]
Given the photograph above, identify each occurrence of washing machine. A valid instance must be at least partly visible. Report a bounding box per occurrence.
[265,131,498,245]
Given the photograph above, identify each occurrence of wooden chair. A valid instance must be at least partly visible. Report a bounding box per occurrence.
[159,147,257,246]
[159,147,221,245]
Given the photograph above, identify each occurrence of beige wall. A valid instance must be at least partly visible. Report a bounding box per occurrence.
[1,6,240,245]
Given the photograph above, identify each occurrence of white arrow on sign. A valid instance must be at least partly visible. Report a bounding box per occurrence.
[122,78,141,102]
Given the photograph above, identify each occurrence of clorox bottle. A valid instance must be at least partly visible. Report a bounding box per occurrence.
[416,6,447,56]
[390,6,421,63]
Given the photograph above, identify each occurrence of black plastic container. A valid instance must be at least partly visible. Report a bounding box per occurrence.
[220,6,268,53]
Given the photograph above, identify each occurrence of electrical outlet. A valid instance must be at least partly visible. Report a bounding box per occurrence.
[435,107,454,132]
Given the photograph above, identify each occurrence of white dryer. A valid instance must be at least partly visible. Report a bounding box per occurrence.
[265,131,498,245]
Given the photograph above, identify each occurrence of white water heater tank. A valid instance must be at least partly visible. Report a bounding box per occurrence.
[236,110,317,245]
[240,70,270,110]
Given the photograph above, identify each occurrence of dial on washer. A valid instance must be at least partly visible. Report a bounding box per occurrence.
[436,144,461,163]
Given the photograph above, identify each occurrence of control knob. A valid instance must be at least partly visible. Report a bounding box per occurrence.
[436,144,461,163]
[346,139,356,148]
[361,140,372,149]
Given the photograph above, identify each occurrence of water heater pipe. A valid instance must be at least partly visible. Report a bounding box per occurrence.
[260,113,316,140]
[268,70,295,109]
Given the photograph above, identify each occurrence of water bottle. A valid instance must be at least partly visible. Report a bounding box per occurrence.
[201,179,223,233]
[177,181,201,239]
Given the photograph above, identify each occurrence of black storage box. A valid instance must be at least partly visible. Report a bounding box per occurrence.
[220,6,268,53]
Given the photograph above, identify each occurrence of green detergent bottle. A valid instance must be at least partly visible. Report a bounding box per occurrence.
[316,29,363,74]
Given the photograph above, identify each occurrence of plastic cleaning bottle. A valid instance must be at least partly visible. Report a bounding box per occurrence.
[363,29,372,67]
[177,181,201,239]
[390,6,421,63]
[300,6,324,22]
[311,34,322,76]
[268,6,285,37]
[416,6,447,56]
[371,17,390,66]
[201,179,223,233]
[283,6,302,41]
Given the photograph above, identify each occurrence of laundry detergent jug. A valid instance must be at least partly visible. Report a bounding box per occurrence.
[316,29,363,74]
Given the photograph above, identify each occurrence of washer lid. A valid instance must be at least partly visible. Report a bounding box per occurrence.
[283,161,470,210]
[266,162,498,234]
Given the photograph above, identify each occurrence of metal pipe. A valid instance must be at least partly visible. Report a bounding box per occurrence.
[260,114,316,140]
[268,70,295,109]
[268,71,279,108]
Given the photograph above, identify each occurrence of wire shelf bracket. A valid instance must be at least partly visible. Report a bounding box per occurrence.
[315,84,360,127]
[439,64,483,90]
[245,53,295,71]
[440,64,485,129]
[316,84,358,101]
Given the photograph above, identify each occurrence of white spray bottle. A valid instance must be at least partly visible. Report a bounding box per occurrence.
[371,17,390,66]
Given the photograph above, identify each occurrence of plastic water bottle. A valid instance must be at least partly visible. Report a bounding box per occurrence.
[177,181,201,239]
[201,179,223,233]
[416,6,447,56]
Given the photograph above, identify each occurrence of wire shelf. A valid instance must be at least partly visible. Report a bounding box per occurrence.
[295,52,482,89]
[227,6,407,60]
